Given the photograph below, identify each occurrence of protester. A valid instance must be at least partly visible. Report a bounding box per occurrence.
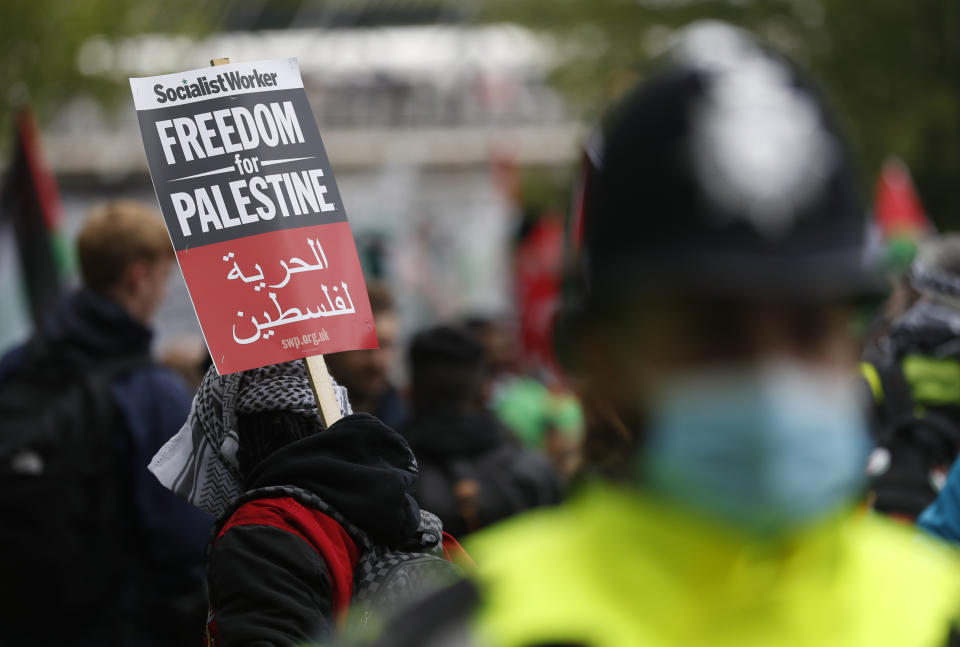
[149,360,463,646]
[325,281,407,428]
[401,325,562,539]
[370,22,960,647]
[0,200,211,646]
[464,316,584,475]
[462,316,519,383]
[493,377,583,475]
[861,235,960,519]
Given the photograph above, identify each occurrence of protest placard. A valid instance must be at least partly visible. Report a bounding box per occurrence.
[130,58,377,383]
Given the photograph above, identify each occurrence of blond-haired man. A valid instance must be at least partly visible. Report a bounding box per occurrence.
[0,200,211,646]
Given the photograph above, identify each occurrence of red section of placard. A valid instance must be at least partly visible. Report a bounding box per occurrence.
[177,221,377,374]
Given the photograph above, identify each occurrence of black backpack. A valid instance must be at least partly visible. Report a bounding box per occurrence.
[865,355,960,519]
[346,507,463,639]
[0,337,147,624]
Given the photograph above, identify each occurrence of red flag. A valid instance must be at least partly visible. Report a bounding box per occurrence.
[874,157,933,240]
[514,215,565,375]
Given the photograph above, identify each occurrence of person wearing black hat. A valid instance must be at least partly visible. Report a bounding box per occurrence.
[366,21,960,647]
[400,325,561,539]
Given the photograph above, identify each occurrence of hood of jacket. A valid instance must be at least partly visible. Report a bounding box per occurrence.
[245,413,422,547]
[41,288,152,357]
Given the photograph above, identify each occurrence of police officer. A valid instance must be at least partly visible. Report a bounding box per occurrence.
[368,21,960,647]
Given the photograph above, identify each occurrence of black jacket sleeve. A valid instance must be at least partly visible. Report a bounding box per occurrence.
[208,524,333,647]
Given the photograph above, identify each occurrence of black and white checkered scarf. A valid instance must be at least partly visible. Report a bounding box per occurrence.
[149,361,352,517]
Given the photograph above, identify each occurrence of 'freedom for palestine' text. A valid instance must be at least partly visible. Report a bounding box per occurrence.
[171,170,335,237]
[156,100,305,166]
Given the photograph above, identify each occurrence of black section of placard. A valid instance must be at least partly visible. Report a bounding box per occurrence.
[137,87,347,251]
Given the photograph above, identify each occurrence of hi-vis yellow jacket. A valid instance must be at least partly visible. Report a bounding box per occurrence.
[458,483,960,647]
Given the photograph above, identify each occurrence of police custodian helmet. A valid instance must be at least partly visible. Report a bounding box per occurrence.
[566,21,885,317]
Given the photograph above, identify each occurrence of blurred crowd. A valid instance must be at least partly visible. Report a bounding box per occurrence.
[0,195,580,647]
[4,17,960,647]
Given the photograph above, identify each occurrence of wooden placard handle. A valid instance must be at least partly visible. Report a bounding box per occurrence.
[209,56,343,429]
[303,355,344,428]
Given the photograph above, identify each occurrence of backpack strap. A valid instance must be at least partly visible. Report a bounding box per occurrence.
[208,485,365,624]
[209,484,374,555]
[210,484,448,558]
[441,532,472,566]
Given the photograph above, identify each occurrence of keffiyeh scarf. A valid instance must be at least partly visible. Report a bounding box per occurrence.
[149,360,352,517]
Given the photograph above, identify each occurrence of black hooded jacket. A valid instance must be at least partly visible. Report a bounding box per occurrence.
[0,289,209,646]
[207,413,423,647]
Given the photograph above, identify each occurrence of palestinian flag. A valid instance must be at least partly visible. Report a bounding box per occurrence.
[873,157,934,274]
[0,107,69,328]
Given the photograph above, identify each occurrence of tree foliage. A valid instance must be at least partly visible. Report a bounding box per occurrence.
[482,0,960,228]
[0,0,225,143]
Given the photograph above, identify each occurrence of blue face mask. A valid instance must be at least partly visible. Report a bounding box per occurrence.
[639,361,873,537]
